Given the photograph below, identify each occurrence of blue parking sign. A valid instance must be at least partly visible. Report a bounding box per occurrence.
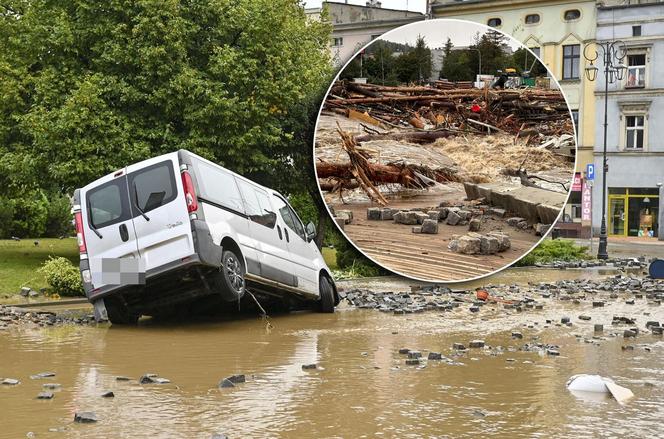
[586,163,595,181]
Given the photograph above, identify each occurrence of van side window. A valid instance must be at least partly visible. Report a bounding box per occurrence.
[236,179,276,228]
[274,195,306,241]
[128,161,177,214]
[191,159,244,213]
[87,180,130,229]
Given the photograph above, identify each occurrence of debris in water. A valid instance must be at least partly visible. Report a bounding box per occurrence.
[566,374,634,404]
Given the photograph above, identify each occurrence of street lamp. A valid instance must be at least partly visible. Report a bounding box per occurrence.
[583,40,627,260]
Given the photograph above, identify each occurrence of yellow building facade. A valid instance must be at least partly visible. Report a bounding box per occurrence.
[431,0,598,236]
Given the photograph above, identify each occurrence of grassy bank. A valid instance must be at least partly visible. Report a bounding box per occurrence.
[0,238,78,298]
[516,239,591,266]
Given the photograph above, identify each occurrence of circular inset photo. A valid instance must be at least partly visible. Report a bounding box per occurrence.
[314,19,577,282]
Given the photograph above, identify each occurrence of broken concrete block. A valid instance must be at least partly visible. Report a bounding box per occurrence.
[446,210,461,225]
[487,232,511,251]
[416,212,430,225]
[336,210,353,225]
[448,239,459,252]
[412,226,422,234]
[490,207,506,218]
[367,207,382,220]
[468,217,481,232]
[456,235,481,254]
[420,219,438,234]
[516,220,530,230]
[427,210,440,221]
[380,208,395,220]
[480,235,500,255]
[394,211,419,225]
[437,207,449,220]
[506,217,525,227]
[457,210,472,221]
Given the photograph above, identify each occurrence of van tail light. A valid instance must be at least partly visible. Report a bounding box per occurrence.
[181,171,198,213]
[74,211,87,253]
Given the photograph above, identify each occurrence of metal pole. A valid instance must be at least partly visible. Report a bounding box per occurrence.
[597,46,610,259]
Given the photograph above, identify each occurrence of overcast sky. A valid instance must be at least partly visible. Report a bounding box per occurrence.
[381,19,523,50]
[304,0,427,13]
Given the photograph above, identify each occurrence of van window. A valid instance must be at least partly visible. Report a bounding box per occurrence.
[87,180,130,229]
[191,159,244,213]
[274,195,305,241]
[128,161,177,213]
[236,179,276,228]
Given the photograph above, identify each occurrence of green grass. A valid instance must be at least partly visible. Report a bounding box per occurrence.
[516,239,591,266]
[0,238,79,299]
[322,247,338,270]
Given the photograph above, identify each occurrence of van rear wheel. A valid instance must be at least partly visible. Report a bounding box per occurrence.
[104,296,139,325]
[318,276,335,313]
[212,249,245,302]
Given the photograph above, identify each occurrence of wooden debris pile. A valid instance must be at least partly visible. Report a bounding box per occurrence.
[324,80,573,143]
[317,123,462,205]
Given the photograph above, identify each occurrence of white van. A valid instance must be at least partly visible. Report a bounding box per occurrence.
[72,150,338,324]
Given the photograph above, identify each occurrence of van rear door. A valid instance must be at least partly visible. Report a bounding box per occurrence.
[125,153,194,273]
[81,169,140,290]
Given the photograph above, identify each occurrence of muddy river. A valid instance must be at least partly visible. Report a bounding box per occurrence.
[2,268,663,438]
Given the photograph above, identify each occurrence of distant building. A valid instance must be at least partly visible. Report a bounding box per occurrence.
[431,47,445,80]
[306,1,424,67]
[431,0,598,238]
[591,1,664,239]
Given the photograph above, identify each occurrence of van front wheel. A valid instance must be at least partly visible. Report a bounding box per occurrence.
[318,276,335,313]
[214,249,245,302]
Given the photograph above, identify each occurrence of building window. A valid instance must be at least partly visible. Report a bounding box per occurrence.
[633,26,642,37]
[525,14,540,24]
[332,37,343,47]
[571,110,579,140]
[562,44,580,79]
[487,17,502,27]
[564,9,581,21]
[625,115,645,149]
[626,54,646,88]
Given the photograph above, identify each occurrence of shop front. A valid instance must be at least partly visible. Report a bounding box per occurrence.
[608,188,659,238]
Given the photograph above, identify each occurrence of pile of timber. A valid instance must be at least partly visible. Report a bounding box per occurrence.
[324,80,573,141]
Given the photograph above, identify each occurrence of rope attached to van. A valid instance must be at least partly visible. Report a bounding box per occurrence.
[245,289,274,333]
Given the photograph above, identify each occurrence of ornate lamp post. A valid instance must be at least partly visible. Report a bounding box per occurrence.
[583,41,627,260]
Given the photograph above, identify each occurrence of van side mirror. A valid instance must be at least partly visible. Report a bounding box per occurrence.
[305,222,316,242]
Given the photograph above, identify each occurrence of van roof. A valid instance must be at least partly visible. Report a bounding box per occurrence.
[78,149,285,200]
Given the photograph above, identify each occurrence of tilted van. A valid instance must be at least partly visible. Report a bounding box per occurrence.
[73,150,338,323]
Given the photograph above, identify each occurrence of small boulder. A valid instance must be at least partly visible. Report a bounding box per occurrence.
[2,378,20,385]
[101,391,114,398]
[446,211,461,226]
[468,217,481,232]
[427,352,442,360]
[469,340,485,348]
[506,217,525,227]
[301,364,318,370]
[219,379,235,388]
[420,219,438,234]
[407,351,422,359]
[74,412,98,423]
[37,392,54,400]
[367,207,382,220]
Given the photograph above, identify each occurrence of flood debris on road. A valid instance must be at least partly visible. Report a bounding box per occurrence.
[567,374,634,404]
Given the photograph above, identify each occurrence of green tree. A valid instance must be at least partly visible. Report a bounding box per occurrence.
[0,1,331,192]
[0,0,333,239]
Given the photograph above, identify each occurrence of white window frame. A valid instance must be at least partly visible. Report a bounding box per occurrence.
[625,115,645,150]
[624,51,647,89]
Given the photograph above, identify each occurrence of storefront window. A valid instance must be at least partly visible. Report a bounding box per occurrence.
[608,188,659,238]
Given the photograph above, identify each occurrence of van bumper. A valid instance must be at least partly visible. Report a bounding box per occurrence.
[82,219,222,302]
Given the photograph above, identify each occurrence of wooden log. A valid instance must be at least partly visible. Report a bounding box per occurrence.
[353,130,456,144]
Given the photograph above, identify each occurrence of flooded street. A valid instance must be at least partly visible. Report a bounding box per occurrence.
[2,274,664,438]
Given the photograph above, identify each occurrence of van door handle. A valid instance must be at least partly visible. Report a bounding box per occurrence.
[284,228,289,242]
[119,223,129,242]
[277,225,282,240]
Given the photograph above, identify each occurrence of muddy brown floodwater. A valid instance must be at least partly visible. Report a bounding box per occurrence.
[2,270,664,438]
